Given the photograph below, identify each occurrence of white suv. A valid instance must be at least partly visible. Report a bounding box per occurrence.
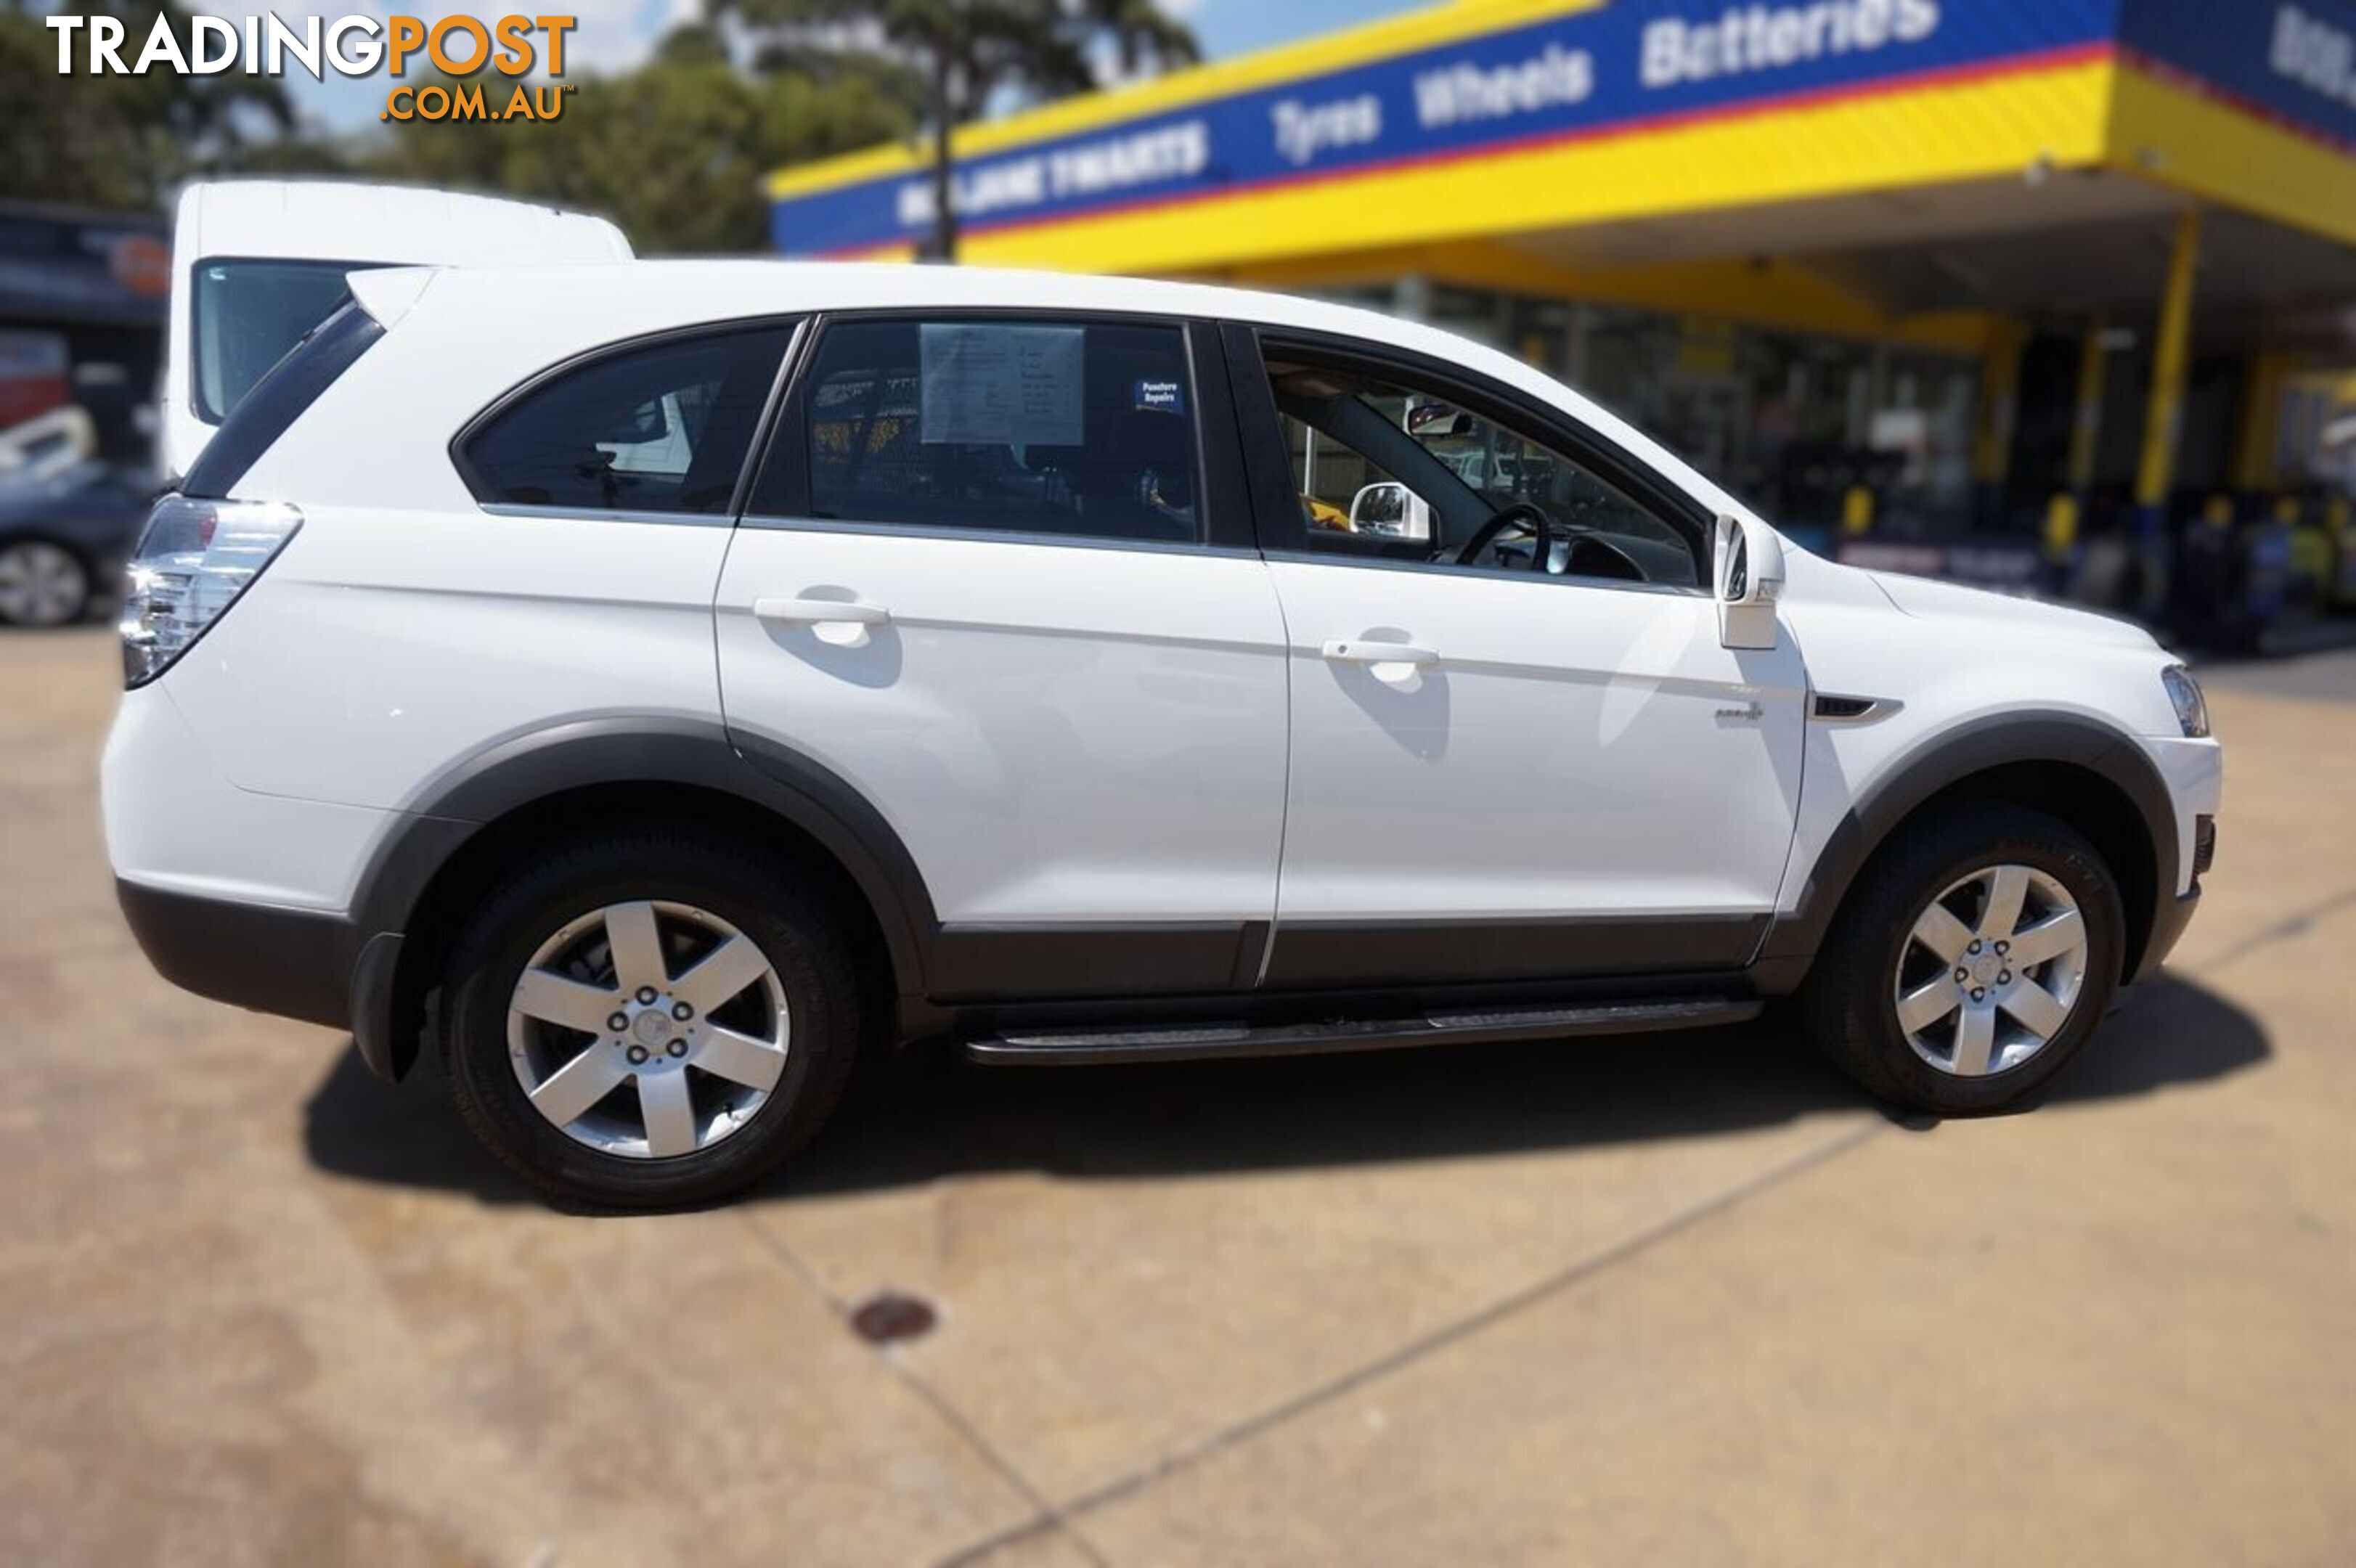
[102,257,2222,1206]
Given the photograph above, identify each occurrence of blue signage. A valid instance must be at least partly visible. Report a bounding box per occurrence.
[770,0,2124,255]
[769,0,2356,256]
[2124,0,2356,154]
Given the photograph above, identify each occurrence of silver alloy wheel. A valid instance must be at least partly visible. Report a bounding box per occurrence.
[505,900,789,1159]
[0,541,89,627]
[1894,863,2090,1078]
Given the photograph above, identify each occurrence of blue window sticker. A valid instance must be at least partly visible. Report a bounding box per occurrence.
[1134,377,1186,415]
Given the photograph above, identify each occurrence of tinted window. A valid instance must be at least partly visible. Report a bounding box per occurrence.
[192,258,375,424]
[775,317,1201,545]
[1268,352,1700,589]
[458,324,791,515]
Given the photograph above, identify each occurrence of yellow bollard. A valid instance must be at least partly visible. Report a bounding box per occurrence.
[1842,486,1875,535]
[2045,494,2080,560]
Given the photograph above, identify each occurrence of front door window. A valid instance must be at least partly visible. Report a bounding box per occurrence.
[1267,350,1703,589]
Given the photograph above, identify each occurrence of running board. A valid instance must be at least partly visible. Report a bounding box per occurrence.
[963,997,1761,1066]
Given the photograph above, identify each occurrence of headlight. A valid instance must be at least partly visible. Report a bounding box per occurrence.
[118,495,302,687]
[2161,664,2210,738]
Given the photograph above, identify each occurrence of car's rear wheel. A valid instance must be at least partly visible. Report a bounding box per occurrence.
[440,828,862,1207]
[0,540,90,627]
[1800,803,2126,1115]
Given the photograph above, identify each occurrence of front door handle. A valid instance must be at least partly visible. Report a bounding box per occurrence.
[754,595,891,647]
[1321,639,1439,686]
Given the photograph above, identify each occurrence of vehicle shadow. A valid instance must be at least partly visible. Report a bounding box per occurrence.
[301,974,2270,1207]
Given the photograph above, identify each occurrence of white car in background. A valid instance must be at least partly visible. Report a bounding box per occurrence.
[162,180,629,476]
[102,208,2222,1207]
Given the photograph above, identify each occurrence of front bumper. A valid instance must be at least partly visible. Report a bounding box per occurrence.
[2130,883,2202,985]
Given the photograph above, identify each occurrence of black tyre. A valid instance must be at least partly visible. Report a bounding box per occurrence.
[1798,802,2126,1115]
[440,827,863,1207]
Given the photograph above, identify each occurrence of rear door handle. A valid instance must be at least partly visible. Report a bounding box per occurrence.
[755,595,890,625]
[1321,639,1439,686]
[1322,639,1438,666]
[753,595,891,646]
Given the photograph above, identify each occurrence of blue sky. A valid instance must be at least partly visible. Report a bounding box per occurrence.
[1186,0,1425,62]
[256,0,1430,132]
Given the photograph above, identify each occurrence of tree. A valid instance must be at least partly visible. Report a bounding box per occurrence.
[1075,0,1199,80]
[371,35,913,255]
[713,0,1199,261]
[0,0,300,210]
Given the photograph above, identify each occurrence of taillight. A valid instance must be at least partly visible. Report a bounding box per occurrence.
[118,495,301,687]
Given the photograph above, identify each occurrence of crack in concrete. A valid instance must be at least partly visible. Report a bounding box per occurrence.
[825,880,2356,1567]
[2182,886,2356,979]
[931,1116,1886,1565]
[733,1210,1112,1568]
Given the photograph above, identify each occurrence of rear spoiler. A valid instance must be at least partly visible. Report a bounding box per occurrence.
[348,266,440,331]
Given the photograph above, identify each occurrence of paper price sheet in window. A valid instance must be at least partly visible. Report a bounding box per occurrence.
[918,324,1084,447]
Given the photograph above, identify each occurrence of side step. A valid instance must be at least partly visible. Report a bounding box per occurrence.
[963,997,1761,1066]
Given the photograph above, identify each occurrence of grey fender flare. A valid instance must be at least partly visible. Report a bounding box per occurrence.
[347,716,937,1077]
[1753,711,2180,987]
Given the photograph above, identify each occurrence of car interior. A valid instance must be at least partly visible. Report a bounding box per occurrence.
[1266,357,1703,589]
[803,319,1200,544]
[459,325,791,515]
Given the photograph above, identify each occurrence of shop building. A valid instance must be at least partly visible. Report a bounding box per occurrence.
[0,202,169,464]
[765,0,2356,576]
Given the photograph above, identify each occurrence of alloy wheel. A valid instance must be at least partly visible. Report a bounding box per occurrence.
[1893,863,2090,1077]
[505,900,789,1158]
[0,542,88,626]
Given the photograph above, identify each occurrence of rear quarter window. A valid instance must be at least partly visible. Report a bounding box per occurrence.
[455,323,795,516]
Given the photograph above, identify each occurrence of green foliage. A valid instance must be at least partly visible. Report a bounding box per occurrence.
[1,0,1194,255]
[716,0,1198,126]
[709,0,1199,255]
[370,49,913,254]
[0,0,298,209]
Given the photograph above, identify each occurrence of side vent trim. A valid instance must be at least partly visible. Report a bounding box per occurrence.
[1811,694,1895,722]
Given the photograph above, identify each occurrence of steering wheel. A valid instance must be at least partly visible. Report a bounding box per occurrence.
[1451,502,1553,569]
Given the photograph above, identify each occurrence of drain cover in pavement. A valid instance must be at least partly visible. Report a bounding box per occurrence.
[850,1291,937,1344]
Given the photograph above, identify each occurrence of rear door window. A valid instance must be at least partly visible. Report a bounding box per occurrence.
[456,322,794,515]
[754,316,1204,546]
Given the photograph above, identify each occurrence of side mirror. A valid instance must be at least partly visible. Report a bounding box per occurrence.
[1350,481,1431,542]
[1714,513,1785,650]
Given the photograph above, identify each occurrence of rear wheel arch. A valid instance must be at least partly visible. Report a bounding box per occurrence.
[1763,714,2177,988]
[356,720,933,1079]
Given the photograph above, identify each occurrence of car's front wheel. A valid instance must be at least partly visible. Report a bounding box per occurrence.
[440,828,863,1207]
[1800,803,2126,1115]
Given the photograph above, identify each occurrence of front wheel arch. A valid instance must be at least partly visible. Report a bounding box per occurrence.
[1760,715,2175,989]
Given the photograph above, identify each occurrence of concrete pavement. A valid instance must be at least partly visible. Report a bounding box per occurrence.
[2,625,2349,1567]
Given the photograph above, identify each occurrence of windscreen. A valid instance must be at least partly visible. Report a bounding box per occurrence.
[191,258,373,424]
